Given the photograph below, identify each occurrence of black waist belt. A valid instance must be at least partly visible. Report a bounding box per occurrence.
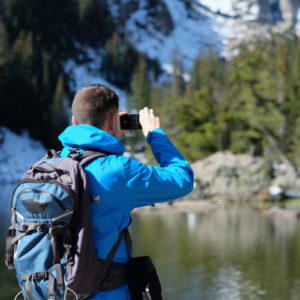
[98,260,128,291]
[96,227,132,292]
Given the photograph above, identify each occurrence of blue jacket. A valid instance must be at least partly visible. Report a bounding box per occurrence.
[58,124,194,299]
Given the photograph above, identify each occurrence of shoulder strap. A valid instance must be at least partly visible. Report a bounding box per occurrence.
[68,149,108,166]
[79,150,107,166]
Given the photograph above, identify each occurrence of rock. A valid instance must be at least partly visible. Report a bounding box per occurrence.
[191,151,272,202]
[271,162,300,194]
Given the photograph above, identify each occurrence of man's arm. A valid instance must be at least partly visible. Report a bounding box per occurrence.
[122,107,194,207]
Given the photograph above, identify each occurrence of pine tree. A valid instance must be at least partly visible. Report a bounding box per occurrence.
[0,19,7,66]
[131,56,151,110]
[171,57,185,97]
[50,74,69,145]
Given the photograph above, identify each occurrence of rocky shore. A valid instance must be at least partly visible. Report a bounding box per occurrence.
[132,151,300,219]
[189,151,300,202]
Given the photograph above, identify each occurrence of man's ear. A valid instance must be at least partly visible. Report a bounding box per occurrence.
[107,111,116,132]
[71,115,77,125]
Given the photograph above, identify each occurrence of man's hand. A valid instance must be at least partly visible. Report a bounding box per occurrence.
[139,107,160,137]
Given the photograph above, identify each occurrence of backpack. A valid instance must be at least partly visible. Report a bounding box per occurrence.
[5,149,129,299]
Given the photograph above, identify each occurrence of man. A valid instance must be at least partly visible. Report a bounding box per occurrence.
[58,84,194,299]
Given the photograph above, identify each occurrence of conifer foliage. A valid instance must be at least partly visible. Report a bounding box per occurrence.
[0,0,140,147]
[153,32,300,167]
[1,0,300,167]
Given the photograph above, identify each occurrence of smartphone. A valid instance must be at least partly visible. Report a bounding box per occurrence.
[120,114,142,130]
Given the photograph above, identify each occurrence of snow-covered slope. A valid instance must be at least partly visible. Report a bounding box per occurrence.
[66,53,128,110]
[2,1,300,221]
[196,0,260,57]
[123,0,221,69]
[0,128,45,184]
[0,128,45,221]
[69,1,300,93]
[111,0,300,67]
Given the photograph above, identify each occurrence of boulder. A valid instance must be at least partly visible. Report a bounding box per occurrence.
[191,151,272,202]
[272,163,300,194]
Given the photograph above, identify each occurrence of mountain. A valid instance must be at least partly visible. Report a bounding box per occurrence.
[1,0,300,195]
[71,0,300,90]
[106,0,300,68]
[63,0,300,95]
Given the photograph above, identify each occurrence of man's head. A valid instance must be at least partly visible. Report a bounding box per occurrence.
[72,84,119,135]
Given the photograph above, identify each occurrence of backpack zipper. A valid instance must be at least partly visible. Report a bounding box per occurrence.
[11,179,78,213]
[16,188,68,212]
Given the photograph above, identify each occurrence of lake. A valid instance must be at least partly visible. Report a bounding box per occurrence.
[131,206,300,300]
[1,203,300,299]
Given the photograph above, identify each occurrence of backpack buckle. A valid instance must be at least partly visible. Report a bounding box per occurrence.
[36,224,45,232]
[21,224,28,232]
[32,271,48,280]
[68,148,83,160]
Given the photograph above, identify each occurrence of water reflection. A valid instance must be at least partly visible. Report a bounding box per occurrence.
[131,207,300,300]
[1,205,300,299]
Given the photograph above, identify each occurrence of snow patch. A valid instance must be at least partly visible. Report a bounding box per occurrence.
[0,128,45,222]
[0,128,45,184]
[125,0,221,68]
[200,0,236,16]
[196,0,260,57]
[65,50,128,110]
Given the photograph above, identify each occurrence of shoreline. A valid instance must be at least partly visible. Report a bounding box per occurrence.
[132,199,221,214]
[132,199,300,220]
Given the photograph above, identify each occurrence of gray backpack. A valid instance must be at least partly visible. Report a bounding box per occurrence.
[5,149,128,299]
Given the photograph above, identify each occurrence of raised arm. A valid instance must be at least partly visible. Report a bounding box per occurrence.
[123,108,194,207]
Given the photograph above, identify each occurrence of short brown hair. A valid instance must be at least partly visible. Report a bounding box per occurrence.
[72,84,119,128]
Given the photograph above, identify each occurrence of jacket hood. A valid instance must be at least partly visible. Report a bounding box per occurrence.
[58,124,125,155]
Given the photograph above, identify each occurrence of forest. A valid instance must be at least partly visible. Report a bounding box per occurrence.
[1,0,300,168]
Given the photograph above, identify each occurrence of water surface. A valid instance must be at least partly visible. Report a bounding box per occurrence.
[130,206,300,300]
[1,205,300,299]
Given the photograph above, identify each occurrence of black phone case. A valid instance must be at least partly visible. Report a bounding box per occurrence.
[120,114,142,130]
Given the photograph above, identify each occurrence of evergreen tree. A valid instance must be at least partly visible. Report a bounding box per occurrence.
[131,56,152,109]
[101,33,139,90]
[0,19,7,66]
[78,0,114,48]
[171,57,185,97]
[51,74,69,146]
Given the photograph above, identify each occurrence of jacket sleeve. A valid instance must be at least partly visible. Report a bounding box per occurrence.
[123,128,194,207]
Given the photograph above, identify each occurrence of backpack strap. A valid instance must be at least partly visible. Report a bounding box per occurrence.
[49,225,70,290]
[67,148,132,290]
[97,221,133,288]
[13,290,25,300]
[97,227,128,287]
[22,272,56,300]
[14,223,68,299]
[79,150,107,166]
[7,222,71,292]
[67,149,108,166]
[5,224,16,270]
[11,223,50,244]
[5,222,49,271]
